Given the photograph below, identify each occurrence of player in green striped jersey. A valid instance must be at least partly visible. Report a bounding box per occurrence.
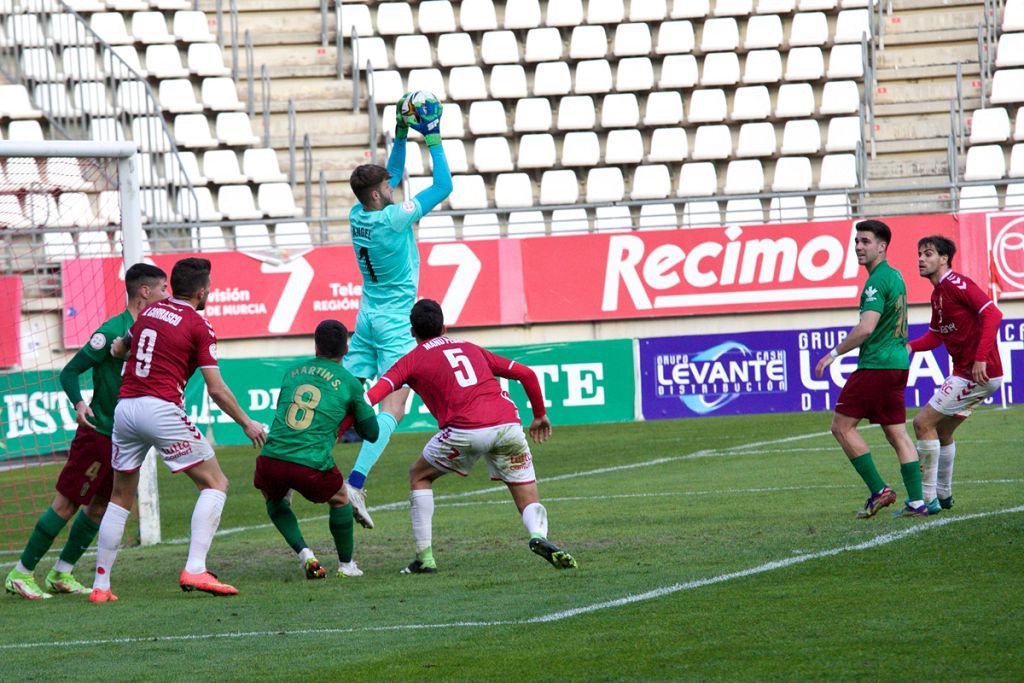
[254,320,379,579]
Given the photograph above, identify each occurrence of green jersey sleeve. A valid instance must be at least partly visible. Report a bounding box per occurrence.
[81,319,120,363]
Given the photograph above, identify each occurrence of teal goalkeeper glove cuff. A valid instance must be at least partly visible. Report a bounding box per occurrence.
[424,133,442,147]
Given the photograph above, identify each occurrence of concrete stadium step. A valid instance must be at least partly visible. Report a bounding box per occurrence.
[868,150,950,180]
[241,76,353,111]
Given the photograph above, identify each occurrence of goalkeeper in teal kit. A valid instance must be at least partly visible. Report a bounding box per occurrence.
[343,92,452,528]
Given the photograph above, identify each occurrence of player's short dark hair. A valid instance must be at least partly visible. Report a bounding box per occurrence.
[918,235,956,265]
[170,257,212,299]
[350,164,389,206]
[314,319,349,359]
[855,219,892,247]
[124,262,166,298]
[410,298,444,340]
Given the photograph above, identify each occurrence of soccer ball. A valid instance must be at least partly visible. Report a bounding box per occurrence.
[400,90,439,127]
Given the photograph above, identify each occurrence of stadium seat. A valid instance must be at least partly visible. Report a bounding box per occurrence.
[687,89,728,122]
[588,0,625,23]
[89,117,125,142]
[474,136,514,172]
[671,0,710,18]
[742,49,783,83]
[418,0,457,33]
[202,77,244,112]
[731,85,772,120]
[514,98,552,131]
[144,44,188,78]
[819,153,859,188]
[638,203,678,230]
[631,165,673,199]
[78,230,113,257]
[644,91,685,125]
[418,215,457,241]
[557,96,597,130]
[616,57,655,91]
[448,66,488,100]
[601,93,641,127]
[991,70,1024,104]
[132,11,174,43]
[525,28,563,62]
[7,120,43,141]
[178,187,222,221]
[404,142,426,176]
[570,26,608,59]
[736,121,777,157]
[489,64,528,98]
[173,11,215,42]
[701,18,740,51]
[44,231,77,260]
[218,184,262,219]
[958,184,999,211]
[781,119,822,154]
[238,148,284,184]
[481,30,520,64]
[786,47,825,80]
[192,225,227,251]
[541,169,580,205]
[437,33,476,66]
[188,43,230,76]
[5,158,43,191]
[275,222,313,249]
[391,35,432,68]
[681,200,721,227]
[216,112,259,146]
[827,45,864,79]
[172,151,207,186]
[561,131,601,166]
[744,14,783,48]
[356,38,390,70]
[0,85,41,120]
[461,212,501,239]
[724,198,765,226]
[62,47,103,81]
[439,140,469,173]
[494,173,534,207]
[51,14,93,46]
[504,0,543,29]
[468,101,508,135]
[90,13,133,44]
[1004,182,1024,208]
[996,33,1024,68]
[716,0,755,14]
[94,190,121,225]
[203,150,247,184]
[812,192,850,219]
[1015,107,1024,140]
[574,60,614,94]
[701,52,741,86]
[835,9,872,43]
[692,124,733,159]
[33,84,77,117]
[768,196,809,222]
[614,23,653,56]
[630,0,669,21]
[825,116,861,152]
[340,4,373,37]
[0,195,29,229]
[408,68,447,100]
[595,205,634,232]
[45,158,94,191]
[21,48,61,82]
[776,82,816,117]
[648,128,689,161]
[658,55,699,88]
[448,174,488,209]
[118,80,156,115]
[964,145,1006,181]
[789,12,828,46]
[533,61,572,96]
[174,113,217,148]
[377,2,415,35]
[506,210,546,237]
[546,0,585,26]
[969,108,1011,145]
[439,102,465,138]
[799,0,837,9]
[550,208,590,234]
[725,160,765,194]
[1005,0,1024,30]
[585,167,624,203]
[110,0,151,11]
[141,188,177,222]
[772,156,813,190]
[678,162,718,196]
[131,116,171,153]
[137,153,162,187]
[1008,143,1024,177]
[820,80,861,114]
[460,0,498,31]
[518,133,557,169]
[22,193,58,228]
[606,128,646,163]
[656,21,695,54]
[159,79,201,113]
[758,0,796,10]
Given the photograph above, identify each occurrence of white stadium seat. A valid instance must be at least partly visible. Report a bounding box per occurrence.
[473,137,514,172]
[533,61,572,96]
[394,36,431,69]
[408,68,447,100]
[145,44,188,78]
[991,70,1024,104]
[616,57,656,91]
[514,98,552,131]
[340,4,373,37]
[644,91,685,125]
[440,139,469,174]
[179,187,222,221]
[688,89,728,122]
[540,169,580,204]
[495,173,534,207]
[731,85,772,120]
[506,211,546,237]
[132,11,174,44]
[377,3,415,35]
[772,156,813,191]
[561,131,601,166]
[585,167,624,202]
[33,84,77,116]
[460,0,498,31]
[504,0,543,29]
[736,121,777,157]
[131,116,171,153]
[715,0,754,15]
[204,150,247,184]
[275,222,314,248]
[574,59,614,94]
[489,64,528,98]
[834,9,872,43]
[216,112,259,146]
[218,185,262,219]
[789,12,828,46]
[786,47,825,80]
[1009,143,1024,177]
[825,116,862,152]
[769,196,809,222]
[606,129,646,163]
[682,201,721,227]
[63,47,103,81]
[570,26,608,60]
[588,0,625,23]
[437,33,476,66]
[601,93,640,127]
[202,77,245,112]
[448,66,489,100]
[743,49,783,83]
[776,82,816,117]
[996,32,1024,68]
[692,124,733,159]
[546,0,584,26]
[525,28,563,62]
[724,159,765,194]
[813,193,851,220]
[518,133,557,169]
[818,153,859,189]
[462,213,501,239]
[701,52,741,86]
[596,206,635,232]
[781,119,822,154]
[614,23,653,56]
[744,14,783,49]
[678,162,718,196]
[448,174,489,209]
[701,18,740,51]
[820,80,861,114]
[638,203,678,230]
[630,0,669,21]
[631,165,673,200]
[959,185,999,211]
[964,145,1006,181]
[799,0,837,9]
[481,30,520,64]
[371,71,405,104]
[173,11,215,42]
[671,0,710,18]
[90,13,133,45]
[469,100,508,135]
[647,128,689,162]
[557,95,597,130]
[418,1,457,33]
[1005,0,1024,31]
[550,208,589,234]
[725,198,765,226]
[243,149,287,183]
[758,0,796,12]
[659,55,699,88]
[418,215,457,242]
[656,21,695,54]
[827,44,865,79]
[188,43,230,76]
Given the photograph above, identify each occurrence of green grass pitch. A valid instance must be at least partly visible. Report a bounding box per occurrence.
[2,407,1022,681]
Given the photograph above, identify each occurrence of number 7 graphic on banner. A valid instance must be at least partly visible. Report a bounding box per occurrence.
[428,244,481,325]
[262,257,315,334]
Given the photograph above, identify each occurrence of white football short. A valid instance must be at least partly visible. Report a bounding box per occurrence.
[422,423,536,485]
[112,396,215,473]
[928,375,1003,418]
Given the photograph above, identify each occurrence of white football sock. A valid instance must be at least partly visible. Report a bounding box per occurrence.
[93,503,130,591]
[916,439,941,501]
[184,489,226,575]
[409,489,434,554]
[14,561,30,575]
[53,559,74,574]
[298,547,314,564]
[522,502,548,538]
[937,442,956,499]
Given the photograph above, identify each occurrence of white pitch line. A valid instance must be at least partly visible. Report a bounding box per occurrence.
[2,504,1020,652]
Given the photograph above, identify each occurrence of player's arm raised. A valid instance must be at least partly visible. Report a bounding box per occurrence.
[386,93,411,189]
[200,366,266,449]
[485,351,551,444]
[410,97,453,214]
[58,350,101,430]
[815,310,881,377]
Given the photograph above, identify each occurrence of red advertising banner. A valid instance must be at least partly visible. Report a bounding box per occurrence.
[0,276,22,367]
[970,210,1024,300]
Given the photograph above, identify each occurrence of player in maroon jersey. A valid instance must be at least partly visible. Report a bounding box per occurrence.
[907,236,1003,513]
[89,258,267,602]
[366,299,577,573]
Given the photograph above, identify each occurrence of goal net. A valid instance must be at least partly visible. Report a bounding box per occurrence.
[0,140,152,554]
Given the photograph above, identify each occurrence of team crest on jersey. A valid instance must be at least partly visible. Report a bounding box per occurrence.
[864,286,878,302]
[209,343,218,360]
[401,199,415,213]
[89,332,106,350]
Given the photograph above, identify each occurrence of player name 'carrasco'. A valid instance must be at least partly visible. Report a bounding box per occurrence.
[142,306,183,326]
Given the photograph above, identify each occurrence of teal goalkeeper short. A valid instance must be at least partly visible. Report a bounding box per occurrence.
[343,308,415,380]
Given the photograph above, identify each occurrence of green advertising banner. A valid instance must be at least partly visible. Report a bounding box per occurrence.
[1,339,636,460]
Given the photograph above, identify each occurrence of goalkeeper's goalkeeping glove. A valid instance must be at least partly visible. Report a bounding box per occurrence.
[410,98,443,148]
[394,92,411,139]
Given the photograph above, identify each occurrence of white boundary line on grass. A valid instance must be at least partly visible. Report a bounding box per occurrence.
[2,504,1021,651]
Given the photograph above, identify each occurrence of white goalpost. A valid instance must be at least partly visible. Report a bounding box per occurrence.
[0,139,161,549]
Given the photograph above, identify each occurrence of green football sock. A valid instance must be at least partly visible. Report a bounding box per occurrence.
[850,452,887,494]
[266,499,307,554]
[417,546,435,565]
[57,509,100,568]
[19,507,68,572]
[329,504,355,563]
[900,460,924,502]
